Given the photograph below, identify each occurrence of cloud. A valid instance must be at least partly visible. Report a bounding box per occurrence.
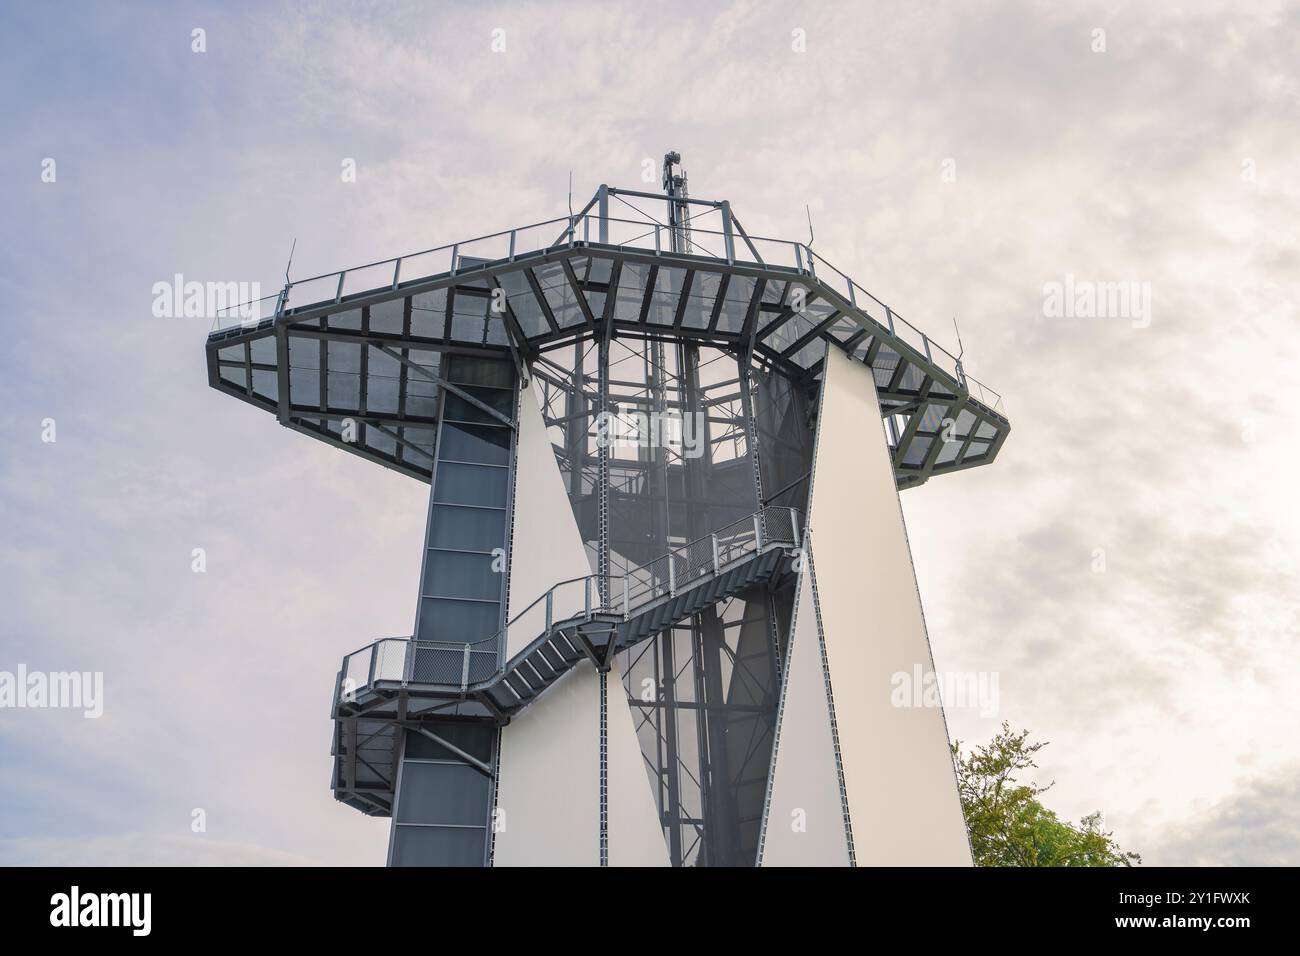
[1,0,1297,865]
[0,833,327,867]
[1148,766,1300,866]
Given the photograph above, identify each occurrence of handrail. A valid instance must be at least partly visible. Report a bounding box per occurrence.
[495,572,597,644]
[207,205,1004,416]
[337,506,802,697]
[481,505,797,649]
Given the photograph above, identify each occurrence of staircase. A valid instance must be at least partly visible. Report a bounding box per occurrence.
[331,506,801,815]
[484,541,790,713]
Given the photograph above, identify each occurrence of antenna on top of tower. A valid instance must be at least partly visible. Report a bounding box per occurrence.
[284,237,297,285]
[662,151,693,255]
[805,205,816,249]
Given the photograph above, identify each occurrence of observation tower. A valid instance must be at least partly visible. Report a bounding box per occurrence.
[206,153,1008,866]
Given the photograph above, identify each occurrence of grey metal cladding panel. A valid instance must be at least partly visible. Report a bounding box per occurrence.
[612,260,652,323]
[326,306,362,331]
[411,289,447,338]
[680,270,722,329]
[250,368,278,405]
[450,289,492,345]
[915,404,947,434]
[390,825,486,866]
[825,314,860,344]
[364,423,398,457]
[369,297,405,334]
[217,364,249,390]
[789,335,828,371]
[249,334,276,363]
[533,261,586,328]
[761,280,789,305]
[496,270,550,337]
[936,437,963,465]
[395,763,491,826]
[715,274,755,333]
[647,266,687,326]
[365,345,401,414]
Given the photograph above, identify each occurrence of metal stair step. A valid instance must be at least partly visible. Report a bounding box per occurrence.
[483,543,792,710]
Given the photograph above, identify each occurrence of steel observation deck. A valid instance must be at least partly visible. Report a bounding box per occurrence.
[205,185,1009,492]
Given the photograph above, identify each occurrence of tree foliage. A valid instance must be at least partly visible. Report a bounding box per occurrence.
[951,723,1140,867]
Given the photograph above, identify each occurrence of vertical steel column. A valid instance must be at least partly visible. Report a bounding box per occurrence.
[690,613,714,864]
[699,604,741,865]
[597,328,610,605]
[599,669,609,865]
[596,311,612,866]
[737,345,766,515]
[660,628,684,864]
[597,184,609,244]
[721,200,735,264]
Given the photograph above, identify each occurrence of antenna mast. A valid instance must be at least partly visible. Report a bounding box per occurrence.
[662,151,693,254]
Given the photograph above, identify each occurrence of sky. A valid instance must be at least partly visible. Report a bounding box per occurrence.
[1,0,1297,865]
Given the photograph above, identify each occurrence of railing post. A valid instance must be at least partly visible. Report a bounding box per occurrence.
[623,576,630,618]
[392,258,401,290]
[668,553,676,597]
[545,590,553,631]
[567,217,576,247]
[654,224,661,254]
[508,229,516,261]
[584,577,592,617]
[711,533,720,574]
[368,644,377,686]
[598,184,609,244]
[334,271,345,303]
[790,509,800,546]
[450,244,460,274]
[721,200,735,264]
[795,244,804,273]
[460,643,471,691]
[402,641,412,684]
[753,513,764,551]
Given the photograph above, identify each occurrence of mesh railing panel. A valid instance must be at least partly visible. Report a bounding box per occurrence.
[625,554,671,608]
[716,518,758,567]
[341,649,370,697]
[407,644,468,684]
[676,536,716,585]
[372,639,409,682]
[761,506,798,545]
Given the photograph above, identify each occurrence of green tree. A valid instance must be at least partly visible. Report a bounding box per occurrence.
[951,723,1140,867]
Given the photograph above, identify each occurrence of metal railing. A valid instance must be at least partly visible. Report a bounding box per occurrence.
[335,506,801,701]
[211,205,1004,416]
